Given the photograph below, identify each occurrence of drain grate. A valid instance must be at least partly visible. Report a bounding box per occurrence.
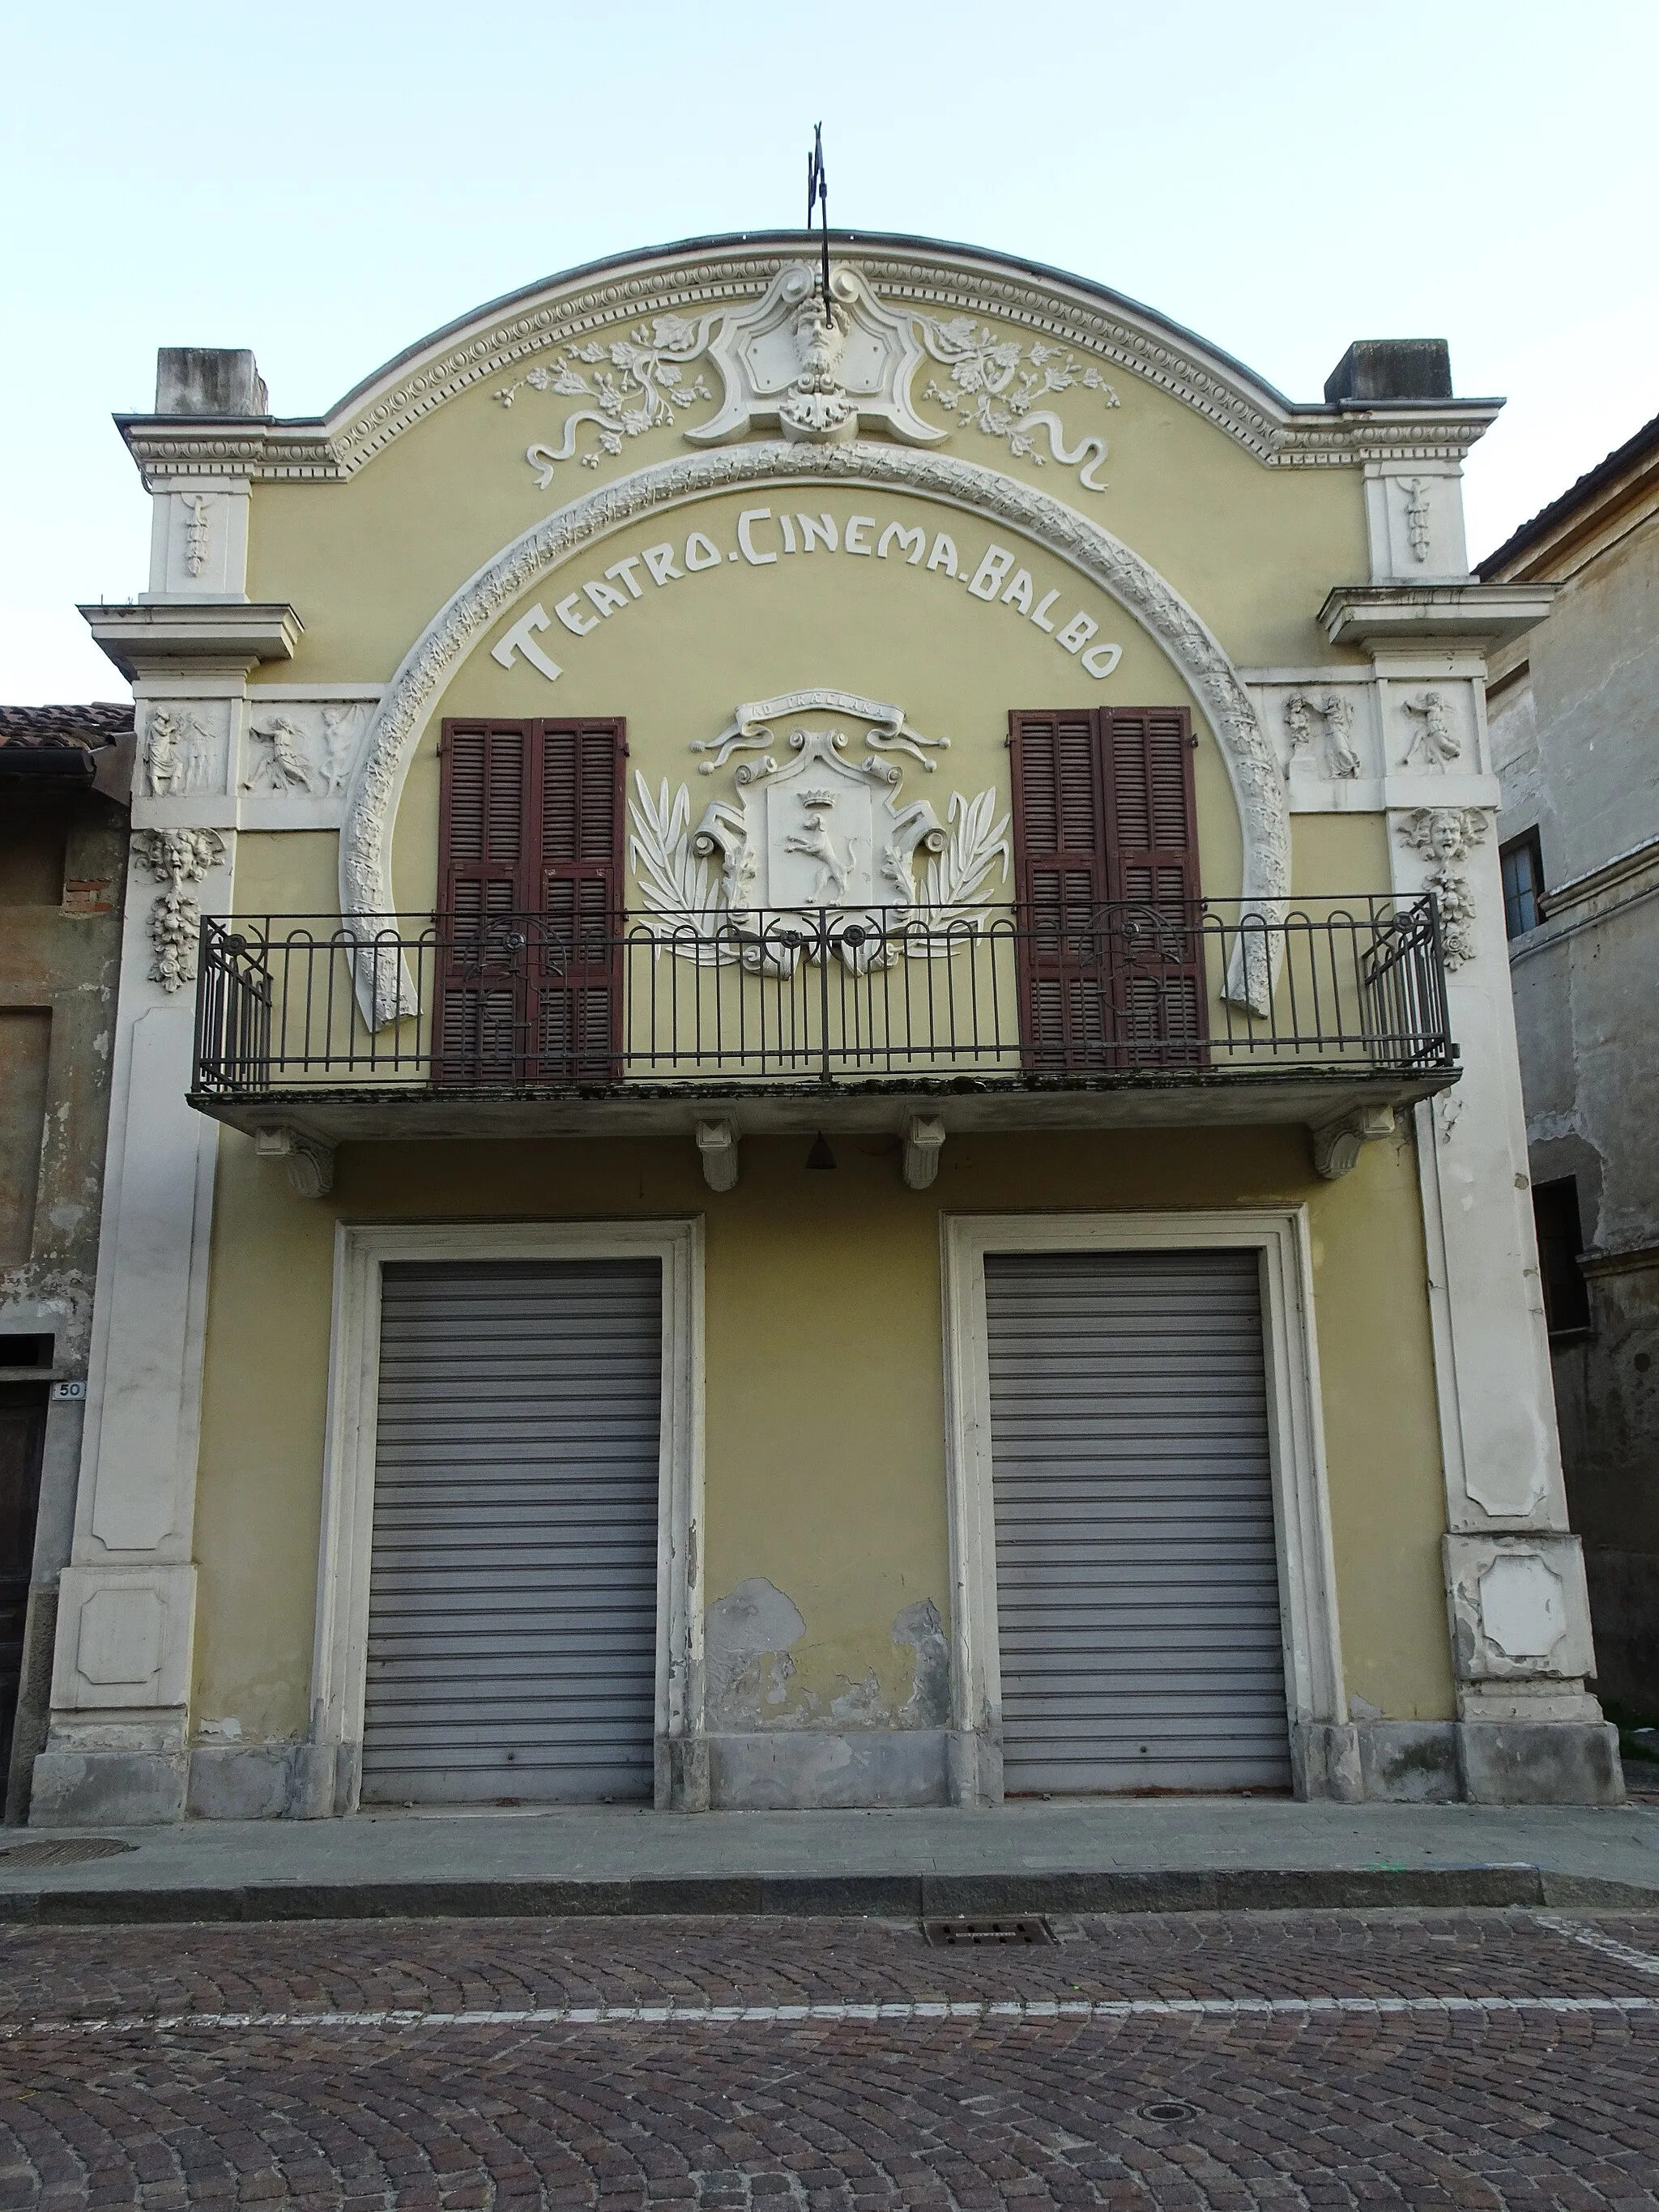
[923,1916,1056,1949]
[1137,2099,1200,2125]
[0,1837,136,1869]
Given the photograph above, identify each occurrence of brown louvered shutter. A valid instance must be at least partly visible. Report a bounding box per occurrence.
[1009,711,1109,1067]
[1010,706,1207,1068]
[1102,707,1205,1063]
[535,720,624,1081]
[437,722,531,1081]
[437,716,624,1083]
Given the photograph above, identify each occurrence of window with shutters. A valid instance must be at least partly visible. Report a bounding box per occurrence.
[1009,707,1206,1068]
[437,718,624,1084]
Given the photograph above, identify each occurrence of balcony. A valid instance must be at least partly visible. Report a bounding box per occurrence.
[189,898,1458,1173]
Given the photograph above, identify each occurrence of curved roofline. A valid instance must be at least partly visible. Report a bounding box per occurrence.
[322,226,1309,428]
[116,228,1502,484]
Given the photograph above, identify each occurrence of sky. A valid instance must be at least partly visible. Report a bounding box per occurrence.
[2,1,1654,703]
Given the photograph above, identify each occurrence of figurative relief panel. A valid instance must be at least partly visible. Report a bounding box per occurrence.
[1398,690,1462,770]
[236,701,374,819]
[144,703,229,799]
[1281,689,1363,781]
[1252,677,1484,803]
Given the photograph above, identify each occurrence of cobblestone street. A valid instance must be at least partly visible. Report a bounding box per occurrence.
[0,1908,1656,2207]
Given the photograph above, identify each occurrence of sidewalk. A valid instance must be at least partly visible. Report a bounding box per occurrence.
[0,1797,1656,1924]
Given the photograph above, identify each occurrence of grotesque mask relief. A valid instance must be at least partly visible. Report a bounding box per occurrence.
[1397,806,1489,970]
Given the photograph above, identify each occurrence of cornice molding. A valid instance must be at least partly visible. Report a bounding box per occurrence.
[80,600,303,681]
[117,240,1500,487]
[337,440,1289,1021]
[1317,582,1555,651]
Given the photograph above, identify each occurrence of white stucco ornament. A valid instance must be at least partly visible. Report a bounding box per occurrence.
[506,262,1115,492]
[1477,1553,1566,1661]
[131,825,225,994]
[1397,807,1488,969]
[689,265,941,448]
[626,690,1011,973]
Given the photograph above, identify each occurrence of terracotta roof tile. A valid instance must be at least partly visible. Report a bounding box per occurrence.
[0,702,136,750]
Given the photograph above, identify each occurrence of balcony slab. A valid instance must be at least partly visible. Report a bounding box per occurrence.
[189,1064,1457,1150]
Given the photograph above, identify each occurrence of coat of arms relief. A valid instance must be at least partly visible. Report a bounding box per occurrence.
[498,262,1118,492]
[628,691,1010,974]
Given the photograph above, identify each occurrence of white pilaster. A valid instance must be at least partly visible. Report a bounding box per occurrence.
[31,801,237,1825]
[1363,462,1469,582]
[143,478,253,602]
[1389,739,1622,1800]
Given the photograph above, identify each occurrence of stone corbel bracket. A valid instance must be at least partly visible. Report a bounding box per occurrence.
[903,1115,946,1191]
[696,1119,739,1192]
[1311,1105,1396,1181]
[254,1127,336,1198]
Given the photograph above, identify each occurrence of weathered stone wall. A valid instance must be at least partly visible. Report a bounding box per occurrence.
[0,766,130,1818]
[1493,500,1659,1713]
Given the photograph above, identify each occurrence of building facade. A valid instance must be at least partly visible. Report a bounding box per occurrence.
[33,237,1623,1825]
[1483,411,1659,1720]
[0,704,133,1820]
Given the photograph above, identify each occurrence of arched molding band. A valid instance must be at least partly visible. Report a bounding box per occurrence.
[339,441,1288,1020]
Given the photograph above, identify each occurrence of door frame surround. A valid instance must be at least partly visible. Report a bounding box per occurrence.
[940,1208,1348,1805]
[309,1216,705,1813]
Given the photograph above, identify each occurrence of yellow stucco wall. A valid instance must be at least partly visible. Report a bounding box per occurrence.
[245,294,1367,686]
[190,252,1459,1765]
[192,1080,1454,1742]
[386,486,1243,920]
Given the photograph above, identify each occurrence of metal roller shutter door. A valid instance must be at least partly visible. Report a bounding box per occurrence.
[361,1258,662,1805]
[985,1248,1291,1794]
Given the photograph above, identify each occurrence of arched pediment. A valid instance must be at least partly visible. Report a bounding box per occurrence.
[338,438,1289,1019]
[318,233,1305,477]
[121,234,1500,492]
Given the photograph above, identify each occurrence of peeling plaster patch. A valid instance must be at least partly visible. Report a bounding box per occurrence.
[706,1578,806,1728]
[895,1599,949,1726]
[706,1580,950,1733]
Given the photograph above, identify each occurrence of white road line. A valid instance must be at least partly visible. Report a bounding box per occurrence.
[1537,1915,1659,1978]
[0,1995,1654,2037]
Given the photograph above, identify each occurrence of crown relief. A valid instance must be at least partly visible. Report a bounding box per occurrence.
[497,262,1120,493]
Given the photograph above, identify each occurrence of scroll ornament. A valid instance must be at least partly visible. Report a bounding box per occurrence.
[132,827,225,993]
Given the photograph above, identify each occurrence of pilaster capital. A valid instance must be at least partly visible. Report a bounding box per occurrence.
[80,601,302,684]
[1318,582,1555,654]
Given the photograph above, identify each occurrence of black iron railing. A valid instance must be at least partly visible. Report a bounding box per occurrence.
[191,897,1453,1097]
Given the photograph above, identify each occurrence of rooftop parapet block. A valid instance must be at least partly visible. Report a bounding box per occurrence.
[1325,339,1453,406]
[154,347,267,419]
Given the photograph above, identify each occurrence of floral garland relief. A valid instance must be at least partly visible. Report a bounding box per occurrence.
[497,297,1119,492]
[497,316,715,482]
[915,318,1118,485]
